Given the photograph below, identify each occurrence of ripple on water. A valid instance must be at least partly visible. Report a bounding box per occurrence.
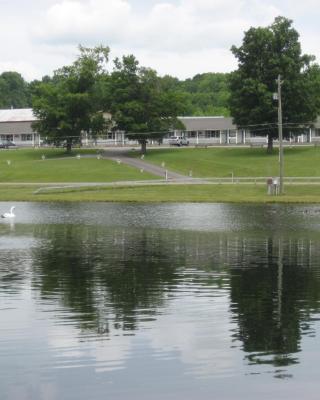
[1,203,320,399]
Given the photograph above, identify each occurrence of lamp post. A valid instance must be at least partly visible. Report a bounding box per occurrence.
[276,74,284,194]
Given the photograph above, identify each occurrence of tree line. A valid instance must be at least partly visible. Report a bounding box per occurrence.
[0,67,230,116]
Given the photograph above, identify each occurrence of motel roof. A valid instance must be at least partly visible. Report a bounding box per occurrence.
[0,108,37,123]
[178,116,236,131]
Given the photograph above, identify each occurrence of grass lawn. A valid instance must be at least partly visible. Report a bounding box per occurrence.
[136,146,320,178]
[0,148,157,182]
[1,147,320,203]
[2,183,320,203]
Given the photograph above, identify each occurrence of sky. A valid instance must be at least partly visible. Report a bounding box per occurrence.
[0,0,319,81]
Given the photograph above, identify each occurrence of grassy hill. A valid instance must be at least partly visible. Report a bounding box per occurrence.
[137,146,320,178]
[0,148,157,183]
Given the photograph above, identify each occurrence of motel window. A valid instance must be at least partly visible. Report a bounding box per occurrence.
[314,129,320,137]
[21,134,33,141]
[205,130,220,138]
[1,135,13,141]
[107,132,115,140]
[187,131,197,138]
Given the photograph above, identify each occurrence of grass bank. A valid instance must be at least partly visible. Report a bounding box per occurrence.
[1,147,320,203]
[2,183,320,203]
[136,146,320,178]
[0,148,157,182]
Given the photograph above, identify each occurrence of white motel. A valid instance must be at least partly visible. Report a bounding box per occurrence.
[1,108,320,147]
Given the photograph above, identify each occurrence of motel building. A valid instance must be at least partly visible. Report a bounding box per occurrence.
[0,108,40,146]
[173,116,320,146]
[1,108,320,147]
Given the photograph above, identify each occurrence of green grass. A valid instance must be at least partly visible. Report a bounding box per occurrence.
[2,183,320,203]
[1,147,320,203]
[136,146,320,178]
[0,148,157,182]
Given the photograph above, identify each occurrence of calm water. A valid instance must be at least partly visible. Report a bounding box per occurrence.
[1,202,320,400]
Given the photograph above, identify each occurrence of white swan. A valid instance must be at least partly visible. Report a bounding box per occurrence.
[1,206,15,218]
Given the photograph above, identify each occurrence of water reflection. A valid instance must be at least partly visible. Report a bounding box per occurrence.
[228,236,320,373]
[28,225,320,371]
[2,203,320,398]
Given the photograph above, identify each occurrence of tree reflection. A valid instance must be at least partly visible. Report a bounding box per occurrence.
[31,225,186,336]
[29,223,320,371]
[229,235,320,369]
[0,224,34,294]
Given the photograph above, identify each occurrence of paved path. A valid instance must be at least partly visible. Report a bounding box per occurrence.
[101,148,190,180]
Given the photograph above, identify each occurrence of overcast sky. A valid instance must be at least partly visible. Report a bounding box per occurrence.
[0,0,319,81]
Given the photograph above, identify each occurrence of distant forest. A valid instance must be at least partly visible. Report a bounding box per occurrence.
[0,70,230,117]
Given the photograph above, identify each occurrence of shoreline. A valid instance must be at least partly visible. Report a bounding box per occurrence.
[1,183,320,204]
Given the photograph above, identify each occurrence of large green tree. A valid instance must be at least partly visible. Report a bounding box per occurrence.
[106,55,186,154]
[0,71,31,108]
[32,46,110,152]
[229,16,320,151]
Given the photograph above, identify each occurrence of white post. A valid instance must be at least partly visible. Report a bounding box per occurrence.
[227,130,229,144]
[243,130,246,144]
[309,128,312,143]
[196,131,199,145]
[219,131,222,144]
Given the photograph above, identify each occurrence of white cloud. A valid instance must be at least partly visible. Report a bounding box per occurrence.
[33,0,280,53]
[0,61,40,82]
[34,0,132,45]
[124,47,237,79]
[0,0,319,80]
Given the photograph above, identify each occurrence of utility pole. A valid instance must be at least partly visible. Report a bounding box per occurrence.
[277,74,284,194]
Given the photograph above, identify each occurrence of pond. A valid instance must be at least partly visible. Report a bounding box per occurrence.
[1,202,320,400]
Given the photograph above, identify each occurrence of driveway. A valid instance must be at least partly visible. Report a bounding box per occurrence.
[101,148,191,180]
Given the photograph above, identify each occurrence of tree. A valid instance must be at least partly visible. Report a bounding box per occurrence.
[180,72,231,116]
[0,71,31,108]
[229,16,320,152]
[32,45,110,152]
[106,55,186,154]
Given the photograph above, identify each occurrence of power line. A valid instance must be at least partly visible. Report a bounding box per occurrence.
[237,121,315,129]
